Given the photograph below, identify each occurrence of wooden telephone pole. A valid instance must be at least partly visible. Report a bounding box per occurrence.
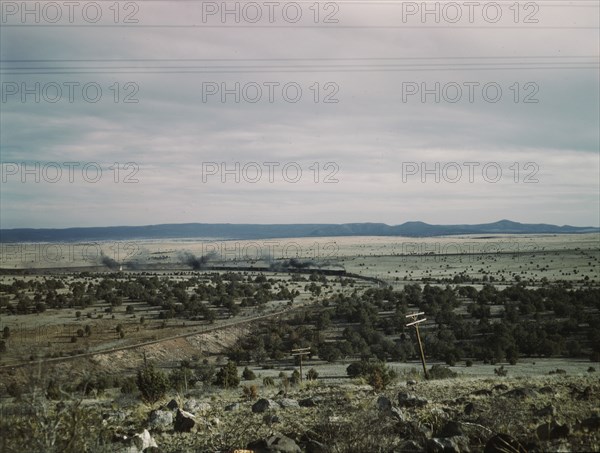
[291,347,311,383]
[406,312,429,380]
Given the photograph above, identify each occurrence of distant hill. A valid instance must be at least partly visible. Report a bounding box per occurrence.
[1,220,598,243]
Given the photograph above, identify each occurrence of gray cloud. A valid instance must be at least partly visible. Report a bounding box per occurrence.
[1,3,598,228]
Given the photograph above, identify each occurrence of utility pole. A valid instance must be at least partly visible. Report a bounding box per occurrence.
[291,347,311,383]
[406,312,429,380]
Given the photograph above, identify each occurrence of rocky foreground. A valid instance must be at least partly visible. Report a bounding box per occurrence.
[1,374,599,452]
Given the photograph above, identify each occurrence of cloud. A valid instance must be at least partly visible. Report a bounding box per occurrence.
[1,3,598,228]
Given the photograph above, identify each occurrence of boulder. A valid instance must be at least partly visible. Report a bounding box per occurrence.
[376,395,392,412]
[538,386,554,395]
[166,398,178,410]
[397,392,428,408]
[438,421,463,438]
[472,389,493,396]
[400,440,422,451]
[278,398,300,409]
[174,409,196,432]
[252,398,278,413]
[427,436,469,453]
[464,402,475,415]
[484,434,526,453]
[183,399,211,414]
[224,402,240,412]
[263,414,281,425]
[299,396,322,408]
[304,439,327,453]
[248,433,302,453]
[503,387,538,399]
[115,429,158,453]
[579,415,600,431]
[536,421,570,440]
[147,410,173,431]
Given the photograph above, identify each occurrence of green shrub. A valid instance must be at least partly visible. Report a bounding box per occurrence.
[120,376,137,394]
[290,369,301,385]
[215,361,240,388]
[346,360,397,389]
[136,364,169,403]
[306,368,319,381]
[169,367,196,392]
[428,365,458,380]
[242,366,256,381]
[494,365,508,377]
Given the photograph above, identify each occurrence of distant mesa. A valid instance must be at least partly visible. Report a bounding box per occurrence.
[0,219,598,243]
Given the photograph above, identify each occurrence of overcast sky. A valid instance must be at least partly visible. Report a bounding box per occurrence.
[1,1,599,229]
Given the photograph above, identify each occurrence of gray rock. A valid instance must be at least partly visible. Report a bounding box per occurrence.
[536,421,570,440]
[400,440,422,452]
[484,434,526,453]
[174,409,196,432]
[503,387,538,399]
[535,404,556,417]
[438,420,463,438]
[472,389,493,396]
[427,436,469,453]
[224,402,240,412]
[252,398,278,413]
[304,439,328,453]
[248,433,301,453]
[183,398,211,414]
[407,380,418,386]
[397,391,428,408]
[299,396,322,407]
[376,395,392,412]
[147,410,173,431]
[116,429,158,453]
[263,414,281,425]
[278,398,300,409]
[579,415,600,431]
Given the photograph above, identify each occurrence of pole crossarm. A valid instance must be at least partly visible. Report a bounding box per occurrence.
[405,312,429,380]
[290,347,311,383]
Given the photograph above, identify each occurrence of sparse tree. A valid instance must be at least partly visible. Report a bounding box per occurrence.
[215,361,240,388]
[136,363,168,404]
